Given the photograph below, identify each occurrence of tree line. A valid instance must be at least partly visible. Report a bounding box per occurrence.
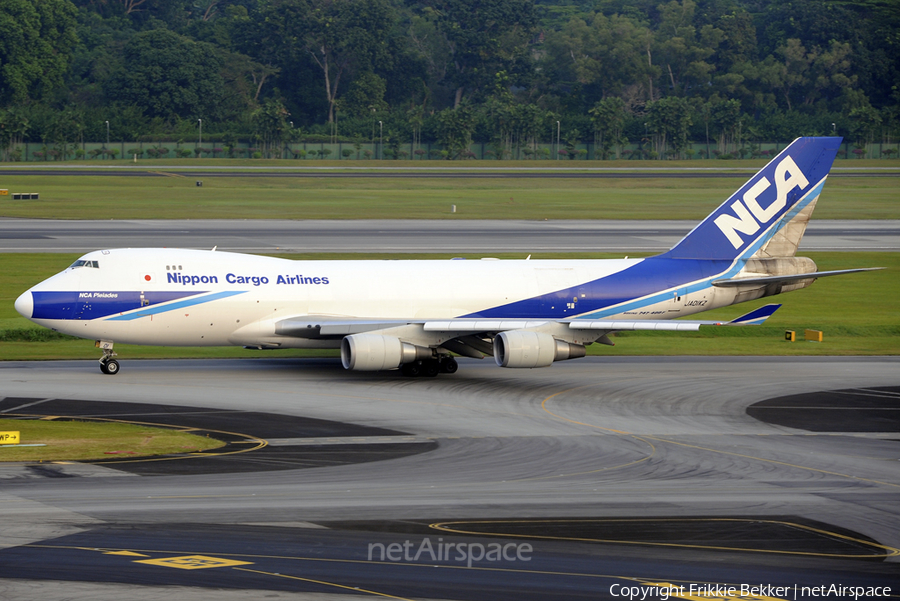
[1,0,898,161]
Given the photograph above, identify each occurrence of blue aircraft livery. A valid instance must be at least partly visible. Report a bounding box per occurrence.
[15,137,879,376]
[663,137,838,260]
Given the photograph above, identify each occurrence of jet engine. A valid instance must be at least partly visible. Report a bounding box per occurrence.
[341,333,431,371]
[493,330,586,368]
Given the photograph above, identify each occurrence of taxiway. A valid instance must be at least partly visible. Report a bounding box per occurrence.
[2,219,898,253]
[1,357,898,599]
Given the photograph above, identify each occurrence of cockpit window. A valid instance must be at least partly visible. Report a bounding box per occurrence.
[70,260,100,269]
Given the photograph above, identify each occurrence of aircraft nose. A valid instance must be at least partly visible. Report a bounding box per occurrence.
[15,291,33,319]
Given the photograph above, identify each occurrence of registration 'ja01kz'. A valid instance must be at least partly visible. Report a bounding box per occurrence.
[15,137,878,377]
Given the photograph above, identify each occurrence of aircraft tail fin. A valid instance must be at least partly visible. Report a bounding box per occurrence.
[661,137,841,261]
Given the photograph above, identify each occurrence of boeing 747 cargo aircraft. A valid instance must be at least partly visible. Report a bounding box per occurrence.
[15,137,875,376]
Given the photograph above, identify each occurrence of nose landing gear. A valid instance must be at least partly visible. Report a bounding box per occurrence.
[96,340,119,375]
[100,357,120,375]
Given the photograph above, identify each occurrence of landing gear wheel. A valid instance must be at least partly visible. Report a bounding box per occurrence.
[97,341,118,375]
[440,357,459,374]
[401,362,421,377]
[422,361,440,377]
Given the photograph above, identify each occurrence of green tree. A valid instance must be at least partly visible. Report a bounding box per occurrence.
[406,9,453,104]
[710,97,741,153]
[0,0,78,106]
[693,98,713,159]
[220,51,280,107]
[646,96,692,157]
[252,99,290,158]
[49,105,85,156]
[436,106,475,159]
[849,105,882,146]
[544,13,654,102]
[105,29,227,121]
[480,72,516,158]
[406,104,425,156]
[342,72,388,117]
[429,0,536,108]
[265,0,394,124]
[655,0,723,97]
[589,97,627,159]
[757,38,855,111]
[0,107,29,161]
[512,104,548,158]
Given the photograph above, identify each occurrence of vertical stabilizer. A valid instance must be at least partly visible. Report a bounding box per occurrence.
[661,137,841,261]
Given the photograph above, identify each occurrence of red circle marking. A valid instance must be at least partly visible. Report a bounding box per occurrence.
[144,275,152,281]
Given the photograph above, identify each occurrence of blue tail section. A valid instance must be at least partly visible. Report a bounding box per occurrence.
[661,137,841,261]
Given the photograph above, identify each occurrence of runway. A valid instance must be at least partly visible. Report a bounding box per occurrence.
[1,356,898,599]
[2,219,898,253]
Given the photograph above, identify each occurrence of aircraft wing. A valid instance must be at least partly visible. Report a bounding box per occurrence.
[275,304,782,340]
[427,303,781,332]
[565,303,782,329]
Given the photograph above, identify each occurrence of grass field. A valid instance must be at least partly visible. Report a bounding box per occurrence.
[0,418,224,462]
[2,251,897,360]
[0,160,897,220]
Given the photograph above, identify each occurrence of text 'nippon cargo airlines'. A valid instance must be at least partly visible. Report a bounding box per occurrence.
[15,137,877,376]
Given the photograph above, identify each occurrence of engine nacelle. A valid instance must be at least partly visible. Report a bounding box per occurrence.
[341,334,430,371]
[493,330,586,368]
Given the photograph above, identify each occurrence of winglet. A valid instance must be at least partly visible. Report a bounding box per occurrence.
[722,304,782,326]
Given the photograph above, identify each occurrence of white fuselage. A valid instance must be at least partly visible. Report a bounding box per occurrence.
[18,248,738,349]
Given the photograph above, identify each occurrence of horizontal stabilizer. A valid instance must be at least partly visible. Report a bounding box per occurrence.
[723,303,781,325]
[712,267,883,287]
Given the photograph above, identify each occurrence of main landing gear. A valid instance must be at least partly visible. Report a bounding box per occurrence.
[401,356,458,377]
[97,340,120,375]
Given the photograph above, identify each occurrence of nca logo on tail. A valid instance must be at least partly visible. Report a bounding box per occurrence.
[713,156,810,249]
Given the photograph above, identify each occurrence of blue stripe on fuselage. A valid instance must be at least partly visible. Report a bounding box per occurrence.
[104,290,246,321]
[32,291,201,321]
